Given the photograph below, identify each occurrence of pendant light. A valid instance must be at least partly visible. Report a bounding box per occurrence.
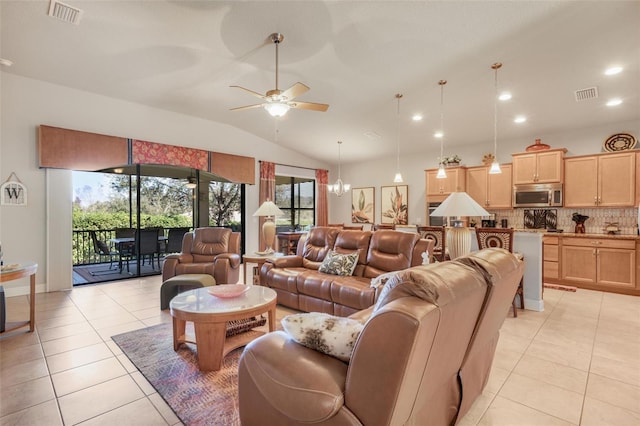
[328,141,351,196]
[436,80,447,179]
[393,94,404,183]
[489,62,503,174]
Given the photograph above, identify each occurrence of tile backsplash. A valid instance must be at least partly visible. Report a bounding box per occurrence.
[490,207,639,235]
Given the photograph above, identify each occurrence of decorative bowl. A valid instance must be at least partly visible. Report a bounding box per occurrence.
[208,284,250,298]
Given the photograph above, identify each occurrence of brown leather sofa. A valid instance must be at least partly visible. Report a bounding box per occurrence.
[239,248,524,426]
[260,227,434,316]
[161,227,241,284]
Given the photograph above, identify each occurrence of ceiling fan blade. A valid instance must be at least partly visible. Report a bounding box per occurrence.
[280,82,310,101]
[230,85,266,99]
[230,103,264,112]
[291,101,329,112]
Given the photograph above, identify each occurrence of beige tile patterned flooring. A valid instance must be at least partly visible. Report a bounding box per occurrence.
[1,274,639,425]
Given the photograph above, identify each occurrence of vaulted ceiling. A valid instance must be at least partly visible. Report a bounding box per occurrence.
[2,1,638,164]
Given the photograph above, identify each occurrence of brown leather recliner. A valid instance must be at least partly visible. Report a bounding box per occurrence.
[238,248,524,426]
[161,227,241,284]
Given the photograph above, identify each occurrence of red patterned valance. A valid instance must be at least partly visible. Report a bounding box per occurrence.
[132,140,209,170]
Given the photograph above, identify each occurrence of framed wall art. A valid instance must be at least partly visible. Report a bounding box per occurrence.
[1,172,27,206]
[381,185,408,225]
[351,187,374,224]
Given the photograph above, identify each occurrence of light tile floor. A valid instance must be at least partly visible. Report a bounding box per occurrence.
[1,276,639,425]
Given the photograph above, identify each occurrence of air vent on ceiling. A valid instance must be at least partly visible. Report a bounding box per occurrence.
[48,0,83,25]
[574,86,598,102]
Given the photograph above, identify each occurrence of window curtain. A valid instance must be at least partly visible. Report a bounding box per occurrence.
[316,169,328,227]
[258,161,276,252]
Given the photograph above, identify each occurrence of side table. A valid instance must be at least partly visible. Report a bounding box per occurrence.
[243,253,283,285]
[0,262,37,335]
[276,231,307,255]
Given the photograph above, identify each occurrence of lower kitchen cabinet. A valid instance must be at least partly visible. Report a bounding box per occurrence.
[542,236,559,282]
[560,236,636,291]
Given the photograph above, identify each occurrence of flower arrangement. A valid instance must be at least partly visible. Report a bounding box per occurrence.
[441,155,461,166]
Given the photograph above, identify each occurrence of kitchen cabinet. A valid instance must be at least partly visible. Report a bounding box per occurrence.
[564,152,636,207]
[425,166,466,196]
[512,149,566,185]
[561,236,636,290]
[543,236,559,283]
[466,164,512,209]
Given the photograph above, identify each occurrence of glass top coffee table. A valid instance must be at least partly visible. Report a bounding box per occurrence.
[170,285,277,371]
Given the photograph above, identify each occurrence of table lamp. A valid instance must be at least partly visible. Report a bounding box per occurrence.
[429,192,490,259]
[253,200,284,254]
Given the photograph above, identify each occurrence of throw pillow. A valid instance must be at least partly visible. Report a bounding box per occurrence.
[318,250,359,276]
[281,313,365,362]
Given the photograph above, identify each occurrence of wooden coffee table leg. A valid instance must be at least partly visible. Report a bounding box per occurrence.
[172,317,186,351]
[194,321,227,371]
[268,306,276,332]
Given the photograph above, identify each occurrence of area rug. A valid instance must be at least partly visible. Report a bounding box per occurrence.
[112,322,242,425]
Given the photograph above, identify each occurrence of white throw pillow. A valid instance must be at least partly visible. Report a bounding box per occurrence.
[281,313,365,362]
[318,250,359,276]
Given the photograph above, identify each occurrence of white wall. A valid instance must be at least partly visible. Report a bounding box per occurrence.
[0,72,328,295]
[328,119,640,226]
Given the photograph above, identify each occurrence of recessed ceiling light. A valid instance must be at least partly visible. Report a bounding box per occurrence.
[498,92,512,101]
[0,58,13,67]
[434,131,443,138]
[604,66,623,76]
[514,116,527,124]
[606,98,622,107]
[412,114,423,121]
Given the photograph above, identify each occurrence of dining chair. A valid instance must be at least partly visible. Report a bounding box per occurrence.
[342,225,364,230]
[474,227,524,317]
[373,224,395,231]
[418,226,447,262]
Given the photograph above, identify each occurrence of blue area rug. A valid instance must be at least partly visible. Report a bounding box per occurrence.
[112,322,241,425]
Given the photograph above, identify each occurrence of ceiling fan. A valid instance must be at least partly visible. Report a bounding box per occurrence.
[230,33,329,117]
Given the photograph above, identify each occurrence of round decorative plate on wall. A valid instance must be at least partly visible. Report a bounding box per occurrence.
[603,133,637,152]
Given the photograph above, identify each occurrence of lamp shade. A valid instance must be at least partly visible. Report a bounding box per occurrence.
[253,200,284,217]
[429,192,490,218]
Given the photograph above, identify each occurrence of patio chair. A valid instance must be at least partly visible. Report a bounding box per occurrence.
[165,227,191,254]
[89,231,120,274]
[137,228,162,270]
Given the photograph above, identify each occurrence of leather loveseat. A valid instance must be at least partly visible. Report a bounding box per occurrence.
[239,248,524,426]
[260,227,434,316]
[161,227,241,284]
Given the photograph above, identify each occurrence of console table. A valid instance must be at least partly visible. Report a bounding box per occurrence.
[0,262,37,335]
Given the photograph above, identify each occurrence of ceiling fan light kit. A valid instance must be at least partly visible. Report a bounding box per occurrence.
[230,33,329,117]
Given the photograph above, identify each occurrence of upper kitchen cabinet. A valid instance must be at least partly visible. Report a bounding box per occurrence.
[512,149,566,185]
[466,164,512,209]
[425,166,466,196]
[564,152,636,207]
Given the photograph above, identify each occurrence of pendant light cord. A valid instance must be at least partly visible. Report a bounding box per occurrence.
[493,63,501,158]
[337,141,342,179]
[395,94,402,172]
[439,80,446,162]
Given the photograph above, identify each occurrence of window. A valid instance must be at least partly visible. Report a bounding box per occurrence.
[274,176,315,230]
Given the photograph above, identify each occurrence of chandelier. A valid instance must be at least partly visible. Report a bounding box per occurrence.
[327,141,351,196]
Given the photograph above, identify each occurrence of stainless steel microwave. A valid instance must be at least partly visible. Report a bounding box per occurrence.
[513,183,563,208]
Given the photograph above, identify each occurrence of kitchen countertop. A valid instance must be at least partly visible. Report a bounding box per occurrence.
[541,232,640,240]
[477,228,640,240]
